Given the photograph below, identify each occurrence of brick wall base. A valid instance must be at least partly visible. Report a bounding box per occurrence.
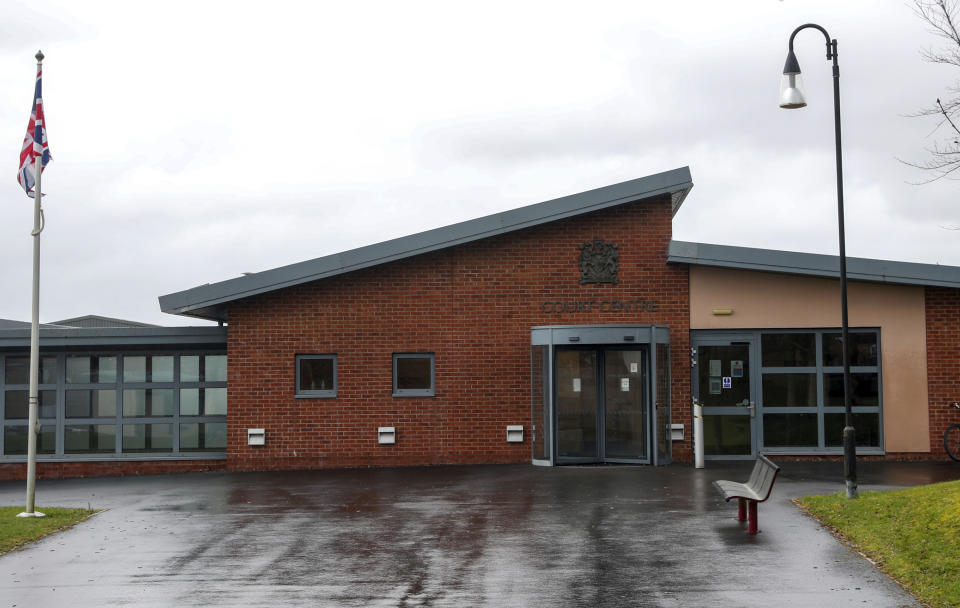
[0,460,227,481]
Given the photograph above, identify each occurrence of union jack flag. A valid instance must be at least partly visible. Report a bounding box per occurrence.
[17,63,52,198]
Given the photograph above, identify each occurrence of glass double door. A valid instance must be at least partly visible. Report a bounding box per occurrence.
[555,347,648,463]
[693,337,758,459]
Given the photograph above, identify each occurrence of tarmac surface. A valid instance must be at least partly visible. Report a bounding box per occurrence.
[1,460,958,607]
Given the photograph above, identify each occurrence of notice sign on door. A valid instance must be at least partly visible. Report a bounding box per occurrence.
[630,362,638,374]
[731,360,744,378]
[709,377,722,395]
[621,378,630,392]
[709,360,722,376]
[573,378,581,392]
[722,377,732,389]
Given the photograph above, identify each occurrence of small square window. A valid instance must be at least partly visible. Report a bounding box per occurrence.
[393,353,435,397]
[296,355,337,398]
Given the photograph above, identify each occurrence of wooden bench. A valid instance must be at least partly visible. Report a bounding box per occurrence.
[712,454,780,534]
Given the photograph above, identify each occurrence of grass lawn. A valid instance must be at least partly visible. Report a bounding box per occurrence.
[796,479,960,608]
[0,506,98,554]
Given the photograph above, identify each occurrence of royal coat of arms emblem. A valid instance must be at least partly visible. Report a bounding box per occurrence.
[578,238,619,284]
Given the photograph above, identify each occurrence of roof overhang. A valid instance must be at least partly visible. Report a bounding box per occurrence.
[0,326,227,350]
[668,240,960,288]
[160,167,694,322]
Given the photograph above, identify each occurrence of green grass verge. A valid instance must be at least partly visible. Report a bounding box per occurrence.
[0,506,98,554]
[796,480,960,608]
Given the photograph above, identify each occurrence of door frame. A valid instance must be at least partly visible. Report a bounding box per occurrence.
[553,345,650,465]
[530,324,672,466]
[691,331,760,460]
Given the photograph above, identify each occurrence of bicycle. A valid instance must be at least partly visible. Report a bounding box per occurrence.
[945,402,960,461]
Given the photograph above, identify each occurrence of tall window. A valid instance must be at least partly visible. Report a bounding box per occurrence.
[760,330,881,451]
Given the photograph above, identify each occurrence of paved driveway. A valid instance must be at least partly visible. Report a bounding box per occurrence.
[1,461,957,607]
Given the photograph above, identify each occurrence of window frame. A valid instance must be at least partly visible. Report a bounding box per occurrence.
[295,354,338,398]
[1,349,227,461]
[392,353,435,397]
[758,328,883,454]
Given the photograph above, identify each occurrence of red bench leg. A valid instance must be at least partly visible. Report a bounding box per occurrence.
[736,498,747,521]
[747,501,758,534]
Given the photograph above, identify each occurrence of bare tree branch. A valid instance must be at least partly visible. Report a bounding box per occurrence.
[908,0,960,183]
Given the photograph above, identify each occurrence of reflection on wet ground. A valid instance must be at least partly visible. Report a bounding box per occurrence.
[1,461,956,607]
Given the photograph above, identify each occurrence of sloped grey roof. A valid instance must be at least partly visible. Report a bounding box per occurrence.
[51,315,160,328]
[668,240,960,288]
[160,167,694,321]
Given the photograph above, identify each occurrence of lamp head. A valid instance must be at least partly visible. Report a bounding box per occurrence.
[779,49,807,109]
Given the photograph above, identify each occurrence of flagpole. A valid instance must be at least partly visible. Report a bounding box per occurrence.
[18,50,46,519]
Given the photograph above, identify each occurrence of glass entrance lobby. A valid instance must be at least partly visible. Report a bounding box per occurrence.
[530,325,672,466]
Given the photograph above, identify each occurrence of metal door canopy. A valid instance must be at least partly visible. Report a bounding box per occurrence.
[531,324,670,346]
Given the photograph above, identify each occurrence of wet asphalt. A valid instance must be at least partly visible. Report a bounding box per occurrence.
[1,461,957,607]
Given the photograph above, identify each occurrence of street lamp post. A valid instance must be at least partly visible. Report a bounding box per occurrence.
[779,23,858,499]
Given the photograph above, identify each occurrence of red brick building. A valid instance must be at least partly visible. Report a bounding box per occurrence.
[3,166,960,478]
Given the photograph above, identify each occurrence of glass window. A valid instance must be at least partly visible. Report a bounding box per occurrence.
[64,424,116,454]
[824,413,881,447]
[393,353,434,396]
[822,332,878,367]
[763,413,818,447]
[1,349,227,458]
[181,355,227,382]
[123,355,174,383]
[4,389,56,419]
[66,356,117,384]
[761,374,817,407]
[4,424,56,455]
[756,328,882,454]
[122,423,173,453]
[205,355,227,382]
[65,390,117,418]
[823,373,879,407]
[761,333,816,367]
[702,415,752,456]
[296,355,336,397]
[122,389,175,417]
[5,355,57,384]
[180,422,227,451]
[180,388,227,416]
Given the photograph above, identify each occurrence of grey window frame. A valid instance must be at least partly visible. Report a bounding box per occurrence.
[393,353,435,397]
[758,328,883,454]
[1,350,227,461]
[295,354,338,398]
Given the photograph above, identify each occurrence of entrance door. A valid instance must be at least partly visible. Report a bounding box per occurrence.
[555,347,648,463]
[694,338,757,459]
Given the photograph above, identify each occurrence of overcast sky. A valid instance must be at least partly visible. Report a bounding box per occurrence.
[1,0,958,326]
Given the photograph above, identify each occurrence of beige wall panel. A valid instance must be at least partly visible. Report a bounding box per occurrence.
[689,266,928,452]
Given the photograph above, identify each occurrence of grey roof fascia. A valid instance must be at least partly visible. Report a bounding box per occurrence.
[668,240,960,288]
[0,326,227,350]
[159,167,693,321]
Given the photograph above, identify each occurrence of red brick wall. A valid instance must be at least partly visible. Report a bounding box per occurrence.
[225,194,691,471]
[925,287,960,459]
[0,459,226,481]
